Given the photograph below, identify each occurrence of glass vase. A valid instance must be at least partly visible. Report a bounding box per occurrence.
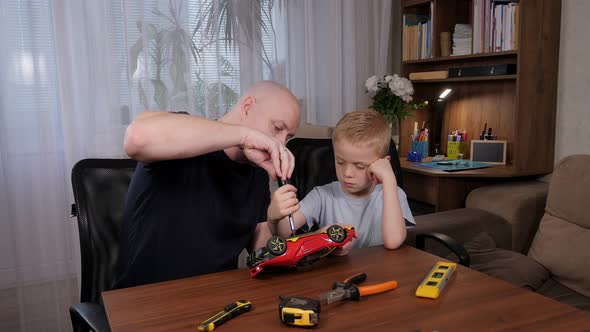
[390,119,400,151]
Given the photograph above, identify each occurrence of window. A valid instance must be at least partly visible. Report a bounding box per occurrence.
[106,0,281,119]
[2,0,62,155]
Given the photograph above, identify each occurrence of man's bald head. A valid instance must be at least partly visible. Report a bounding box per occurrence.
[242,81,298,104]
[227,81,300,144]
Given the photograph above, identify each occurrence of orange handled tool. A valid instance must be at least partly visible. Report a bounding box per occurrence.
[320,273,398,304]
[357,280,398,296]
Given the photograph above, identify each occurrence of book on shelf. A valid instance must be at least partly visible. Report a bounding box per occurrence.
[403,10,432,61]
[452,24,473,56]
[472,0,519,54]
[409,71,449,80]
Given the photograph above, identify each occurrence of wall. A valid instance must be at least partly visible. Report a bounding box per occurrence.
[554,0,590,163]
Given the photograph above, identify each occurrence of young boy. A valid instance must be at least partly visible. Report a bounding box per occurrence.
[267,109,415,253]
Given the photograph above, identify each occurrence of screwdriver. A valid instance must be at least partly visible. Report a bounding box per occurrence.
[277,178,296,238]
[197,300,252,331]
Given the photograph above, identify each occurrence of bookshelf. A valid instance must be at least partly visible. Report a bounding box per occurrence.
[399,0,561,211]
[400,0,560,175]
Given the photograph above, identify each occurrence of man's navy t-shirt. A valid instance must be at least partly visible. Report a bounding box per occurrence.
[114,150,270,288]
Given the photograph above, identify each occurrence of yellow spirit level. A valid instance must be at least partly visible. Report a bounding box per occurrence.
[415,262,457,299]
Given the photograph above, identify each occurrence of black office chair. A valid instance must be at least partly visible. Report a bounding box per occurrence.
[286,137,469,266]
[70,159,137,332]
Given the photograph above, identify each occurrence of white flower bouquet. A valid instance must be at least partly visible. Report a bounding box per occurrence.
[365,74,422,125]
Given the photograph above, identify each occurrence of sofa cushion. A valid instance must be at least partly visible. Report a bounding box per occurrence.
[544,154,590,229]
[527,155,590,299]
[447,232,551,290]
[536,278,590,312]
[528,214,590,298]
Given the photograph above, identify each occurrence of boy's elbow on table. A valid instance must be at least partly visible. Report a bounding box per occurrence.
[383,235,406,250]
[383,242,402,250]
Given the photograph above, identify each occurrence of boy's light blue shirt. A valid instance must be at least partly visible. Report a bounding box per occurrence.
[299,181,415,248]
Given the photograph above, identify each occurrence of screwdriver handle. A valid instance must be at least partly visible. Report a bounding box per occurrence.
[197,300,252,331]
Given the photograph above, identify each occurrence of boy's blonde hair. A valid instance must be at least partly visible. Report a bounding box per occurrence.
[332,109,392,157]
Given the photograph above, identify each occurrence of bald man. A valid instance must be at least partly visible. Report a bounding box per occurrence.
[114,81,301,288]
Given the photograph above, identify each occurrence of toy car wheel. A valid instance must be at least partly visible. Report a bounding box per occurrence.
[327,225,347,243]
[246,247,268,268]
[267,236,287,255]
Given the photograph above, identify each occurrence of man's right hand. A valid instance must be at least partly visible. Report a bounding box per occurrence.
[267,184,299,223]
[240,128,295,180]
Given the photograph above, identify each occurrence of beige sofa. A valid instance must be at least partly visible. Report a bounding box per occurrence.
[408,155,590,311]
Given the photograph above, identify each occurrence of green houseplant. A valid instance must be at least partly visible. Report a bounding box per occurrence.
[129,0,284,113]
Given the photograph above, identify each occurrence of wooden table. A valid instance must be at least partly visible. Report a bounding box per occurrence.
[400,158,540,211]
[103,246,590,331]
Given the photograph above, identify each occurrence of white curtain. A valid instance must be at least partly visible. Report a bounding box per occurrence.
[285,0,398,126]
[0,0,396,331]
[0,1,80,331]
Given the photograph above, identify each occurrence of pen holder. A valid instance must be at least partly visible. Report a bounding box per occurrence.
[447,141,466,160]
[411,141,429,159]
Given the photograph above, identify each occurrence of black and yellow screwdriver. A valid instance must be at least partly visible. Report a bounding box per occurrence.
[197,300,252,331]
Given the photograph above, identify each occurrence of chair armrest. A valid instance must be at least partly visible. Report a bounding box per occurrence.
[466,181,548,253]
[70,302,111,332]
[416,232,470,267]
[406,208,512,258]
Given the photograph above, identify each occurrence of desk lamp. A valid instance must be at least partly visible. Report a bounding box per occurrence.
[432,88,452,160]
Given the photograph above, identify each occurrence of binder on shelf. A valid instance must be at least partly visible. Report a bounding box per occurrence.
[409,71,449,80]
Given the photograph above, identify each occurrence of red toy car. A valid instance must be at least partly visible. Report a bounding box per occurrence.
[246,225,357,277]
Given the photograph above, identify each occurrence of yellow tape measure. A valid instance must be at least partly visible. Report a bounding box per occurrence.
[415,262,457,299]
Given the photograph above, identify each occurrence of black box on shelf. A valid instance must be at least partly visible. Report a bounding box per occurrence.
[448,64,517,78]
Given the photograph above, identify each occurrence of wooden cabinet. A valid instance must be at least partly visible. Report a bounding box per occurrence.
[399,0,561,211]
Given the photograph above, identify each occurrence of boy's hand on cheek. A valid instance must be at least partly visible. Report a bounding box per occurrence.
[368,157,396,185]
[267,184,299,223]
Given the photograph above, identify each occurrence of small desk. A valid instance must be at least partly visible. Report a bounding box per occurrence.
[400,158,539,211]
[103,246,590,331]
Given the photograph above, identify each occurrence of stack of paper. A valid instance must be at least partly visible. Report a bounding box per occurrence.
[452,24,472,56]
